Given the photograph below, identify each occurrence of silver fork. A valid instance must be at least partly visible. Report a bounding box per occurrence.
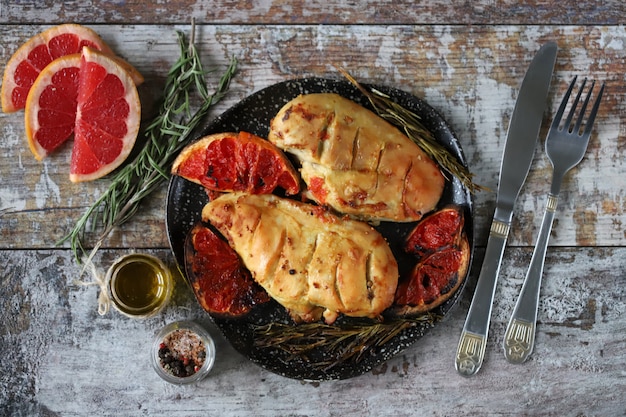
[503,76,605,364]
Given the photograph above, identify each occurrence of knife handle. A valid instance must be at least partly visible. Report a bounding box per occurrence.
[503,194,558,364]
[455,219,509,377]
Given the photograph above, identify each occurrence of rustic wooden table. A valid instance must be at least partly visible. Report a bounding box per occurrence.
[1,1,625,416]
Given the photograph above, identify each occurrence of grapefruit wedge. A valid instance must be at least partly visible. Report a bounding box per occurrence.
[404,206,465,257]
[25,46,141,182]
[172,131,301,195]
[24,53,81,160]
[185,222,270,316]
[394,239,470,313]
[394,206,470,314]
[2,23,143,113]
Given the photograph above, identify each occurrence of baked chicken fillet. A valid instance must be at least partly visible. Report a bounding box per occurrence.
[268,93,445,222]
[202,192,399,324]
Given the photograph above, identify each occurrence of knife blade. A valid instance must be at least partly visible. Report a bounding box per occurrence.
[455,41,558,377]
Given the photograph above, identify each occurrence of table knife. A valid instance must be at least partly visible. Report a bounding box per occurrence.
[455,41,558,377]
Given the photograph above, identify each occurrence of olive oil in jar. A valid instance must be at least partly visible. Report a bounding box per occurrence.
[107,254,173,318]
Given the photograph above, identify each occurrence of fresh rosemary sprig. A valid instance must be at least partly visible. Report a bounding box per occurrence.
[60,25,237,262]
[254,314,438,370]
[339,68,484,193]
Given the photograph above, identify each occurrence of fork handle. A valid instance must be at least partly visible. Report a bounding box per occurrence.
[503,193,559,364]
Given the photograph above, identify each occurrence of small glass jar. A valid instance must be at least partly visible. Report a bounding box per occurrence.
[151,321,216,384]
[106,253,173,318]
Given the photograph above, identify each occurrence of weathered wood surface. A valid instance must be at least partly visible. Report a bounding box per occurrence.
[1,24,625,249]
[0,0,624,25]
[1,248,624,416]
[1,5,625,417]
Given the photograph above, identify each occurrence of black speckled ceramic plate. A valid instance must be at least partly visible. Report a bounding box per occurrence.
[166,77,473,381]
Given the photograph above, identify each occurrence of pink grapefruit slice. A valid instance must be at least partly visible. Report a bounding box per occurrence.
[24,46,141,182]
[2,23,143,113]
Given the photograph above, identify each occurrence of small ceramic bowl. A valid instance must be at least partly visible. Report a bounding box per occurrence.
[151,320,216,384]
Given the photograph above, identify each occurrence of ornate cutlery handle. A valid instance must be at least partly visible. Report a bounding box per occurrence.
[456,219,509,377]
[503,194,558,363]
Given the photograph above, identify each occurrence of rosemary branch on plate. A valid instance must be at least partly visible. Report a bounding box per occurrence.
[60,24,237,262]
[253,314,438,370]
[338,68,484,194]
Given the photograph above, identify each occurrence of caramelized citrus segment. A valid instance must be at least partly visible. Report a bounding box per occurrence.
[394,206,470,314]
[404,206,465,257]
[172,131,301,195]
[185,222,270,316]
[395,238,469,312]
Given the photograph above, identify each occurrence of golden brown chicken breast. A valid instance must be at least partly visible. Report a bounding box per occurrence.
[202,192,399,323]
[268,93,445,222]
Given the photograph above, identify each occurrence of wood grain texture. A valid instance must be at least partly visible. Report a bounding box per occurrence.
[0,248,623,416]
[1,4,625,416]
[0,0,624,25]
[1,24,624,249]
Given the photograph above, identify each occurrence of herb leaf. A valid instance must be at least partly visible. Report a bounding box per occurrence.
[253,315,438,370]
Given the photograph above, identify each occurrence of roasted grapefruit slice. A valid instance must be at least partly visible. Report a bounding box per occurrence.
[24,46,141,182]
[185,222,270,316]
[394,206,470,314]
[172,131,301,195]
[404,206,465,257]
[394,237,470,314]
[2,23,142,113]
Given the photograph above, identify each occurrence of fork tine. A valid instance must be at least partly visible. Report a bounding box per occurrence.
[572,80,594,134]
[583,82,606,137]
[563,78,587,131]
[551,76,577,131]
